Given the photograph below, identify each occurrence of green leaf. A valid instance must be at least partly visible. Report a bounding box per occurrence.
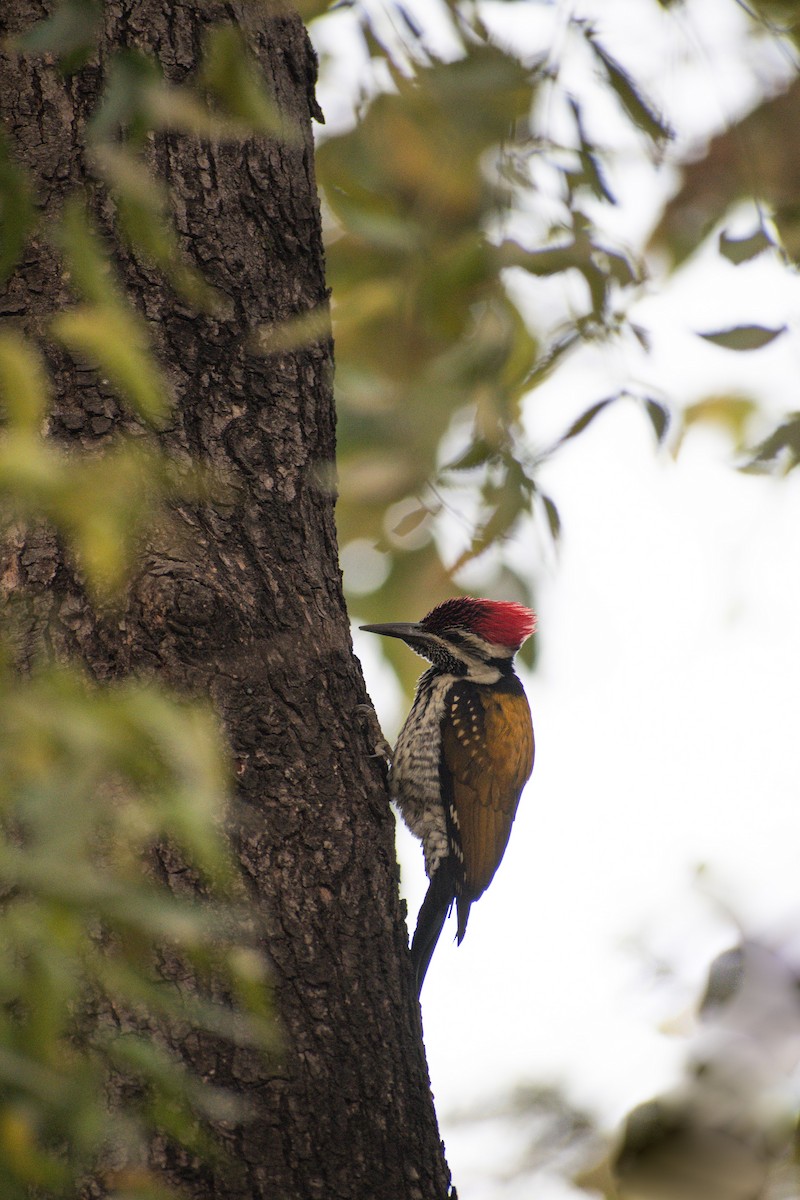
[0,657,275,1195]
[718,227,773,265]
[15,0,101,74]
[680,395,757,451]
[54,202,172,425]
[0,133,35,284]
[0,431,67,504]
[569,98,616,204]
[454,459,533,568]
[748,412,800,470]
[200,26,284,136]
[57,199,118,307]
[499,239,583,276]
[295,0,337,19]
[559,397,615,443]
[651,83,800,267]
[92,146,221,310]
[445,439,495,471]
[583,26,673,146]
[698,324,786,351]
[0,334,48,431]
[643,398,670,443]
[603,246,638,287]
[88,50,163,144]
[53,305,170,426]
[524,331,581,389]
[253,307,332,355]
[0,436,186,598]
[541,493,561,541]
[391,506,429,538]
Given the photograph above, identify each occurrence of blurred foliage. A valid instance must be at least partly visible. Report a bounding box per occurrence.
[0,131,35,286]
[1,4,289,1194]
[698,324,786,353]
[0,222,200,597]
[671,395,759,459]
[456,937,800,1200]
[15,0,101,74]
[606,939,800,1200]
[0,662,274,1200]
[5,0,800,1190]
[301,0,800,666]
[645,0,800,471]
[449,1081,601,1192]
[3,1,799,648]
[53,201,173,429]
[307,0,677,686]
[317,39,551,660]
[650,74,800,267]
[306,2,800,1187]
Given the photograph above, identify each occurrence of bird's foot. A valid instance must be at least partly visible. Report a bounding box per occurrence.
[354,703,393,766]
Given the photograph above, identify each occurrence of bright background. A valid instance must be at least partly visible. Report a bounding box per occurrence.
[317,2,800,1195]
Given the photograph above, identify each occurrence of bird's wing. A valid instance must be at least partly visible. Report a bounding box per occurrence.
[441,681,534,904]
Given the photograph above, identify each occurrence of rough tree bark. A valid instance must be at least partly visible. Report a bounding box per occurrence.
[0,3,455,1197]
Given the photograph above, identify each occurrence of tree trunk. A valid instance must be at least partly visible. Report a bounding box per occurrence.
[0,3,454,1197]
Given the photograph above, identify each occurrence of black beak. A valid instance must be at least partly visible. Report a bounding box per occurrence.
[359,621,425,643]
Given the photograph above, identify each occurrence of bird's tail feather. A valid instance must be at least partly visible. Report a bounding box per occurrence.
[456,894,472,945]
[411,871,453,995]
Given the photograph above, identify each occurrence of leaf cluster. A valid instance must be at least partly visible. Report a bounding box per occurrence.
[303,0,800,654]
[312,3,667,654]
[0,658,275,1200]
[1,5,289,1194]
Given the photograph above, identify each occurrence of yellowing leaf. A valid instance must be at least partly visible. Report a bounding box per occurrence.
[253,306,331,354]
[53,304,170,425]
[93,146,221,310]
[0,432,67,500]
[0,334,49,431]
[58,199,118,307]
[684,395,757,437]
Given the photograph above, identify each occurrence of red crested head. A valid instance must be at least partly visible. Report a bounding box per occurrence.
[419,597,537,650]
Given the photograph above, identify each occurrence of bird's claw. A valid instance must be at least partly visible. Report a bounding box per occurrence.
[354,703,393,765]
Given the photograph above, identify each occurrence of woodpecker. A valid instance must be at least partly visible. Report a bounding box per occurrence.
[361,597,535,994]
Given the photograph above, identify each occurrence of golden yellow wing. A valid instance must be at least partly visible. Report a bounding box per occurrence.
[441,680,534,903]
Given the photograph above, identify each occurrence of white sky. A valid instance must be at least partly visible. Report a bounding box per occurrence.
[316,2,800,1196]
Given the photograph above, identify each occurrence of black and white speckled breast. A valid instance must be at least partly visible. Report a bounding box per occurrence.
[389,668,455,878]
